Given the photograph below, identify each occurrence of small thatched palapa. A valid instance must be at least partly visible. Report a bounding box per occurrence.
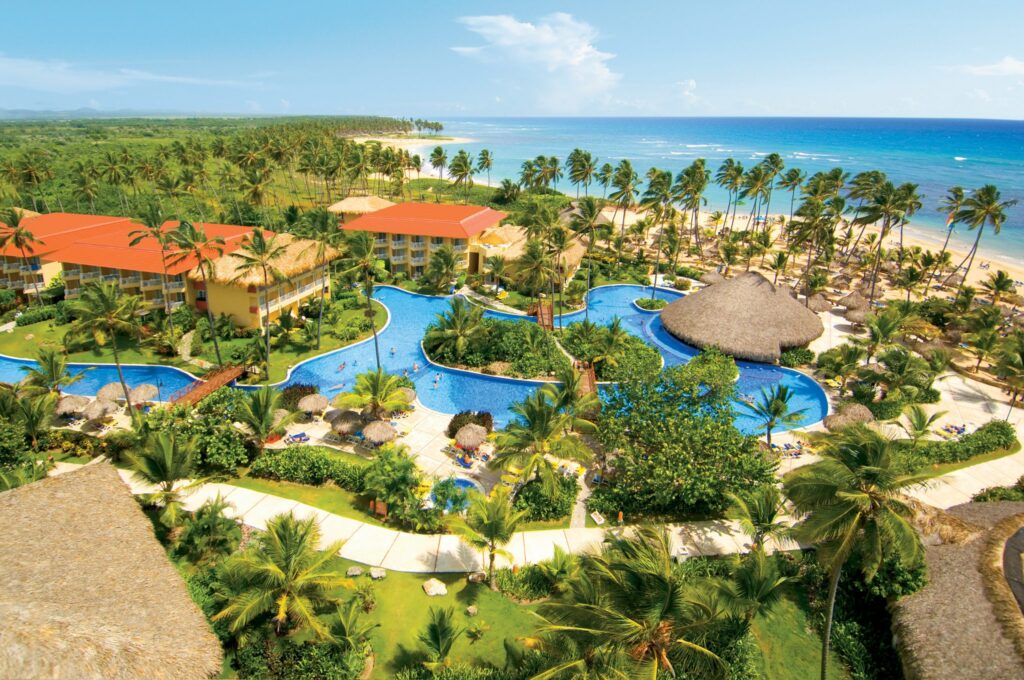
[55,394,89,416]
[0,463,222,679]
[362,420,397,444]
[398,387,417,405]
[839,290,869,310]
[83,398,119,420]
[805,293,833,313]
[455,423,488,450]
[844,307,870,325]
[129,383,159,403]
[96,382,128,401]
[331,410,364,435]
[699,270,726,286]
[297,393,329,413]
[327,195,395,215]
[823,403,874,432]
[659,272,824,363]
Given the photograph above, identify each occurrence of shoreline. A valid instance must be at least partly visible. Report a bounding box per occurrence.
[351,135,475,152]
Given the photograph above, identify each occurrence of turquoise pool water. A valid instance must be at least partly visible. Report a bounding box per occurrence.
[0,284,829,433]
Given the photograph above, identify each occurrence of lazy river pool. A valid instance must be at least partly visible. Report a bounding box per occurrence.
[0,284,829,433]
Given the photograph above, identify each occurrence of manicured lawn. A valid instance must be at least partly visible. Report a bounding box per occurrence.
[333,559,540,679]
[228,476,388,528]
[751,591,844,680]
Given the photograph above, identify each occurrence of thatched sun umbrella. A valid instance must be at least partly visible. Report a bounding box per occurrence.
[659,272,824,363]
[96,382,128,402]
[297,393,329,413]
[398,387,417,405]
[272,409,291,427]
[832,274,854,288]
[806,293,833,313]
[455,423,488,451]
[129,384,159,403]
[83,398,118,421]
[362,420,397,445]
[823,403,875,432]
[55,394,90,416]
[331,410,364,435]
[700,270,726,286]
[844,307,870,325]
[839,290,869,310]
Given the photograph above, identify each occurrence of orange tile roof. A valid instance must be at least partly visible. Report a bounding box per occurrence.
[49,221,253,275]
[341,202,507,239]
[0,213,135,258]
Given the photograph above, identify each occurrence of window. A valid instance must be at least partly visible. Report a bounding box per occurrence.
[432,237,444,245]
[196,290,207,301]
[412,235,424,244]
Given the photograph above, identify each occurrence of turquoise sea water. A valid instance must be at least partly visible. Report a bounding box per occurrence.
[429,117,1024,262]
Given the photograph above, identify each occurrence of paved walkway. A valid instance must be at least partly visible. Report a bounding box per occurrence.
[458,286,525,315]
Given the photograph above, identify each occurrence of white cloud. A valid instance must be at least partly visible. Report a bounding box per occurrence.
[677,79,697,101]
[956,56,1024,76]
[0,55,260,93]
[452,13,620,112]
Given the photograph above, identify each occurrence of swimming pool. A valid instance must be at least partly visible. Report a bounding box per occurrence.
[0,283,829,433]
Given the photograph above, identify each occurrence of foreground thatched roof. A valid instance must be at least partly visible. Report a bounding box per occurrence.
[891,501,1024,679]
[297,393,329,413]
[191,232,337,287]
[455,423,488,450]
[0,463,222,679]
[327,195,395,215]
[659,271,824,363]
[700,270,725,285]
[363,420,396,444]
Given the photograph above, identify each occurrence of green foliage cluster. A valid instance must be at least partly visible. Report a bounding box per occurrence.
[675,265,705,280]
[512,476,578,521]
[589,349,772,517]
[913,419,1017,464]
[426,316,568,378]
[14,304,57,326]
[233,630,365,680]
[779,347,815,367]
[249,446,367,490]
[973,474,1024,501]
[0,419,27,469]
[444,411,494,438]
[280,383,318,411]
[633,297,667,311]
[559,320,662,382]
[493,565,552,601]
[139,404,253,472]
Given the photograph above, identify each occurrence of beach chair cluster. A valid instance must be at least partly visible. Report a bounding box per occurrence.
[443,441,491,470]
[285,432,311,445]
[938,423,969,440]
[823,377,843,390]
[770,441,815,458]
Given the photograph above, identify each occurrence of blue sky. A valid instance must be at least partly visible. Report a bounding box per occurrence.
[4,1,1024,118]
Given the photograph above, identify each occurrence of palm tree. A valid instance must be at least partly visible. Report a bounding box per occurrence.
[130,432,203,527]
[174,494,241,565]
[231,229,288,380]
[237,386,295,446]
[718,547,792,627]
[967,328,1000,372]
[515,239,555,310]
[429,146,448,185]
[898,404,946,448]
[423,297,487,362]
[928,186,964,288]
[491,391,592,494]
[855,181,904,302]
[21,347,82,395]
[609,160,639,258]
[744,384,807,447]
[767,251,789,284]
[129,200,178,333]
[334,368,412,419]
[546,364,600,433]
[779,168,807,227]
[0,207,44,306]
[418,607,465,671]
[569,196,601,318]
[953,185,1018,285]
[484,254,507,288]
[449,486,526,589]
[332,599,379,653]
[66,282,142,414]
[448,150,475,202]
[535,526,726,679]
[817,343,865,396]
[341,231,388,370]
[476,149,493,188]
[426,244,460,293]
[16,393,54,450]
[783,427,925,680]
[167,220,226,366]
[214,512,349,639]
[726,485,789,549]
[982,269,1016,305]
[300,207,345,349]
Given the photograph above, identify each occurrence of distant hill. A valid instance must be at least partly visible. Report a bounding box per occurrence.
[0,107,245,121]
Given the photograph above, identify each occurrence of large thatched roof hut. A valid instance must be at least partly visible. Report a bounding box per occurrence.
[659,271,824,363]
[191,232,339,287]
[327,195,395,216]
[0,463,222,679]
[823,403,874,431]
[891,501,1024,679]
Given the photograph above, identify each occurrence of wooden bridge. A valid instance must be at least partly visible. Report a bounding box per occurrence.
[532,300,555,331]
[574,360,598,398]
[168,365,246,407]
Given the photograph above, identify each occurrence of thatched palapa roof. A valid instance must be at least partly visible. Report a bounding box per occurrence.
[96,382,128,401]
[823,403,874,431]
[129,383,159,402]
[363,420,396,444]
[55,394,89,415]
[190,232,337,287]
[331,410,364,434]
[327,195,395,215]
[297,393,329,413]
[839,290,869,310]
[805,293,833,313]
[83,398,119,420]
[699,270,726,285]
[0,463,222,679]
[844,307,870,325]
[455,423,488,450]
[659,272,824,363]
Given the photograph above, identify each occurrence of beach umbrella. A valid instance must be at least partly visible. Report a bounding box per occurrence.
[297,393,329,413]
[83,398,118,421]
[331,410,364,435]
[398,387,416,405]
[455,423,488,450]
[844,307,869,325]
[805,293,833,313]
[362,420,397,445]
[96,382,128,402]
[824,403,874,432]
[55,394,89,416]
[129,384,159,403]
[839,291,868,310]
[272,409,291,427]
[324,408,343,423]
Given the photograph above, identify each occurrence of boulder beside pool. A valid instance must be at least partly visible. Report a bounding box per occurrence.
[422,578,448,596]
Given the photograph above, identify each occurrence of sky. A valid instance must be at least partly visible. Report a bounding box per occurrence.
[3,0,1024,119]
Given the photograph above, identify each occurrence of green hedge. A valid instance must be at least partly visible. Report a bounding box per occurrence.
[916,419,1018,464]
[779,347,815,367]
[249,446,367,491]
[512,476,579,521]
[973,475,1024,502]
[14,304,57,326]
[634,297,667,311]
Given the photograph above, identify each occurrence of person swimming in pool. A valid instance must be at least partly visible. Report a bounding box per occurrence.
[390,346,396,355]
[412,361,419,372]
[337,362,346,372]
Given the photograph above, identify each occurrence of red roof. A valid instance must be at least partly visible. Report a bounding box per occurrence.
[0,213,134,258]
[49,221,253,275]
[341,202,507,239]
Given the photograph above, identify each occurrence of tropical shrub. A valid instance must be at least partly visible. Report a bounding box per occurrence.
[512,475,578,521]
[676,265,704,280]
[779,347,815,367]
[445,410,494,438]
[915,419,1017,464]
[431,477,470,513]
[973,475,1024,502]
[233,631,365,680]
[250,446,366,490]
[14,304,57,326]
[0,420,27,469]
[634,297,667,311]
[493,564,551,601]
[280,383,317,411]
[192,421,253,471]
[674,278,691,291]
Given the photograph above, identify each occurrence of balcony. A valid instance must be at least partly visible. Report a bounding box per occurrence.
[64,287,80,298]
[453,244,467,253]
[101,274,119,283]
[63,269,81,279]
[80,271,101,282]
[260,282,318,314]
[390,253,406,264]
[410,256,426,265]
[119,275,141,286]
[165,279,186,292]
[168,299,186,310]
[140,278,164,290]
[146,296,165,308]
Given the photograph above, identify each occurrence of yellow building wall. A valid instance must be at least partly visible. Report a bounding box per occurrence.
[369,232,476,277]
[203,281,258,328]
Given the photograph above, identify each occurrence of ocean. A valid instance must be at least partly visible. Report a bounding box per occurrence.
[427,117,1024,263]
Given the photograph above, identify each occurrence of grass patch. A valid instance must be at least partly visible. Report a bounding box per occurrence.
[334,559,539,678]
[228,476,387,528]
[751,590,844,680]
